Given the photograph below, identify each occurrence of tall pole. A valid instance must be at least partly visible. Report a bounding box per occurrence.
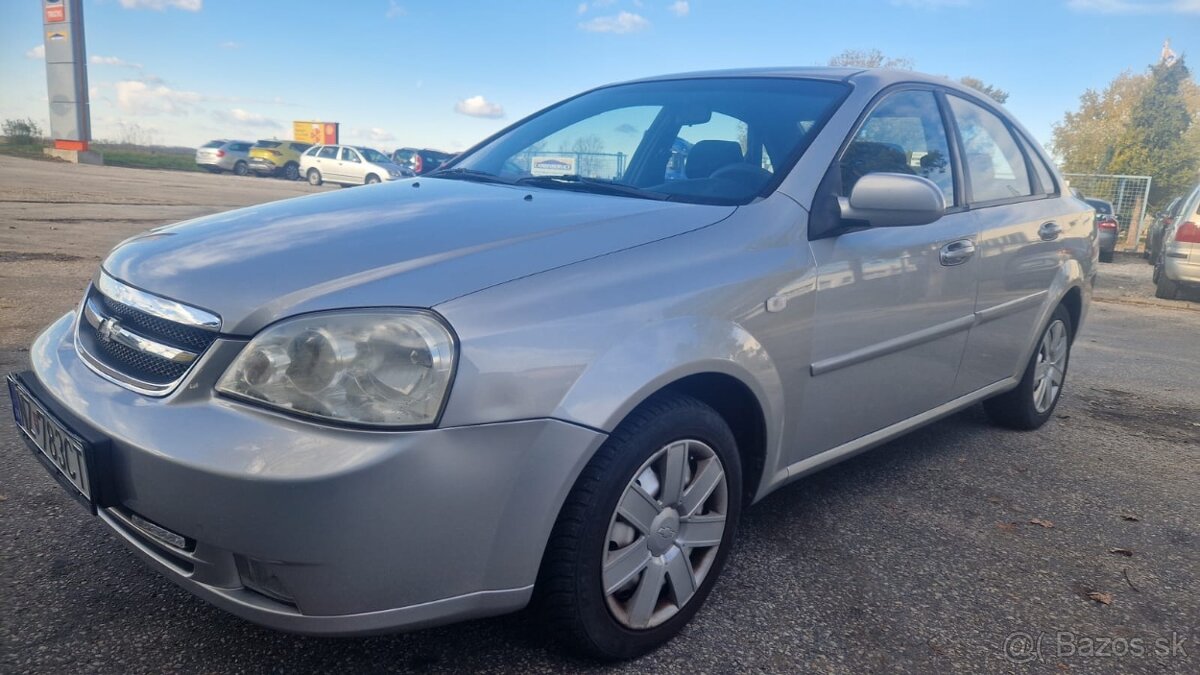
[42,0,99,163]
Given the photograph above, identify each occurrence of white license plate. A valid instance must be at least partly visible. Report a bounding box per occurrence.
[8,376,92,502]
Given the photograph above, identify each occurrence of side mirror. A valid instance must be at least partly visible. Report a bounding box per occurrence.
[839,173,946,228]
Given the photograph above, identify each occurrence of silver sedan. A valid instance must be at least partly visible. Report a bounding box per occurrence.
[10,67,1093,660]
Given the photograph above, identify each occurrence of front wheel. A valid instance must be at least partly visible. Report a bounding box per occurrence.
[984,304,1072,430]
[233,161,249,176]
[365,174,381,185]
[283,162,300,181]
[307,168,323,186]
[537,393,742,660]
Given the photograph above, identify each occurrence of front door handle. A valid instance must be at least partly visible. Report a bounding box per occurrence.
[1039,221,1063,241]
[940,239,976,266]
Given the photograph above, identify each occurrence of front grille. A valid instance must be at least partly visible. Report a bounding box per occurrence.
[76,276,221,395]
[99,295,216,352]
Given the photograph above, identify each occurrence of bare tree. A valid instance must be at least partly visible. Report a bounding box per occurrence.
[828,48,914,70]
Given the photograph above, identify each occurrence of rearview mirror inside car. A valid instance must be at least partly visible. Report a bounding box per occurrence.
[839,173,946,228]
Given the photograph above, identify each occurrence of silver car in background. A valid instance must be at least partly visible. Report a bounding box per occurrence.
[300,144,411,186]
[194,139,253,175]
[1154,183,1200,299]
[9,68,1094,661]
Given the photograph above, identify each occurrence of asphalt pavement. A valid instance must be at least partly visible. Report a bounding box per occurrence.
[0,157,1196,673]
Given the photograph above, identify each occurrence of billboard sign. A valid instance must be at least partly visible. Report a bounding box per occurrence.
[293,121,339,145]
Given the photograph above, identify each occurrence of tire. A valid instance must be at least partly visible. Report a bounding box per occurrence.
[365,174,381,185]
[1099,250,1113,263]
[1155,271,1180,300]
[233,161,248,177]
[537,393,742,661]
[307,169,323,186]
[283,162,300,181]
[984,304,1072,430]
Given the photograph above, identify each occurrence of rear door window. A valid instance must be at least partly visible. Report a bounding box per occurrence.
[947,95,1032,203]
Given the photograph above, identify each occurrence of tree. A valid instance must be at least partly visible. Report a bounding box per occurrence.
[958,76,1009,104]
[827,50,1008,103]
[2,117,43,145]
[1053,57,1200,206]
[828,48,914,70]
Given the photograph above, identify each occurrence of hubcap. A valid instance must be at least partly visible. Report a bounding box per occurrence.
[1033,319,1068,413]
[602,439,728,630]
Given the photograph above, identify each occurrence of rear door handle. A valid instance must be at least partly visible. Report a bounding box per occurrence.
[940,239,976,266]
[1039,221,1063,241]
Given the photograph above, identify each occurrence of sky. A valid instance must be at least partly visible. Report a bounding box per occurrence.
[0,0,1197,154]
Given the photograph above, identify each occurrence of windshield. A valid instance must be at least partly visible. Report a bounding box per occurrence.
[446,77,848,205]
[358,147,391,164]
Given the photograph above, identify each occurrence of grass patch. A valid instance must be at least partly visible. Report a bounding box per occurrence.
[0,139,201,172]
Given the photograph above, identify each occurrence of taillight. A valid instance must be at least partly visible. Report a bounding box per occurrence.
[413,155,423,174]
[216,149,226,157]
[1175,221,1200,244]
[1098,219,1118,231]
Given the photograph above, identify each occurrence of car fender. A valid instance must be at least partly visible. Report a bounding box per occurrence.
[1014,256,1091,379]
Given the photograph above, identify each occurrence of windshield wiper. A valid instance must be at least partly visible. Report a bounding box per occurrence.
[516,175,669,201]
[426,168,513,185]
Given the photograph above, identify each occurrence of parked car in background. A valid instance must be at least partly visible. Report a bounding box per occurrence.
[195,140,253,175]
[301,144,411,186]
[247,140,312,180]
[1145,195,1184,264]
[9,68,1094,661]
[1084,197,1119,262]
[392,147,453,175]
[1154,184,1200,299]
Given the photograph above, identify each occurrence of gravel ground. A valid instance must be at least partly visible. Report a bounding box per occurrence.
[0,157,1196,674]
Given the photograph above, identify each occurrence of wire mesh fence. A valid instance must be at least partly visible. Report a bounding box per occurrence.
[1062,173,1153,251]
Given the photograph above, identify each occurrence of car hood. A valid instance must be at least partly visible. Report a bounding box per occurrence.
[102,178,735,335]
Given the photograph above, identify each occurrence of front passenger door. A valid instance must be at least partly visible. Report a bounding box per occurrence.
[798,88,979,456]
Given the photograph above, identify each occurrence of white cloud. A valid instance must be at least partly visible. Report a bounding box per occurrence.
[579,11,650,33]
[90,55,143,69]
[218,41,240,49]
[212,108,280,128]
[114,80,202,115]
[118,0,202,10]
[668,1,689,16]
[386,0,406,19]
[454,95,505,118]
[578,2,589,14]
[1066,0,1200,12]
[25,44,44,60]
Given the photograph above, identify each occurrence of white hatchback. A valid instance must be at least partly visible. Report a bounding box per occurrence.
[300,145,411,186]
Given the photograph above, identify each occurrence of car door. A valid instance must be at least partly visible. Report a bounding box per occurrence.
[316,145,340,181]
[798,87,979,455]
[944,94,1086,395]
[339,147,366,184]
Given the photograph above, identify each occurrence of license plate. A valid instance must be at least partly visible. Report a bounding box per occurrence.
[8,375,93,502]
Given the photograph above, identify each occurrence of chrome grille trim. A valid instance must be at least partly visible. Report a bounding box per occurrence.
[74,274,223,397]
[82,298,200,365]
[97,270,221,332]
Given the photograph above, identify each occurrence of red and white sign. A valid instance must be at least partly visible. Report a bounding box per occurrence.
[45,5,66,23]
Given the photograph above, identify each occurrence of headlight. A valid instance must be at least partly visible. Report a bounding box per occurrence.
[216,310,455,427]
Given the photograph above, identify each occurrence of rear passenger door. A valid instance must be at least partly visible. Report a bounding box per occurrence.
[316,145,340,180]
[800,88,979,455]
[945,94,1083,395]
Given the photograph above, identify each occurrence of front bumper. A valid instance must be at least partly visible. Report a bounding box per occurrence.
[21,312,606,635]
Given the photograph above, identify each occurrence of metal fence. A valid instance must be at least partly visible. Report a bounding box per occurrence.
[1062,173,1153,251]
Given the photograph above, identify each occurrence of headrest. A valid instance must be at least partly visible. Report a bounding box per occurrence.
[686,140,744,179]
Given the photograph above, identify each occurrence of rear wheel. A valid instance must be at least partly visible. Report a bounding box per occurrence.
[984,304,1072,430]
[233,161,248,176]
[283,162,300,181]
[537,393,742,660]
[1155,271,1180,300]
[307,168,323,186]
